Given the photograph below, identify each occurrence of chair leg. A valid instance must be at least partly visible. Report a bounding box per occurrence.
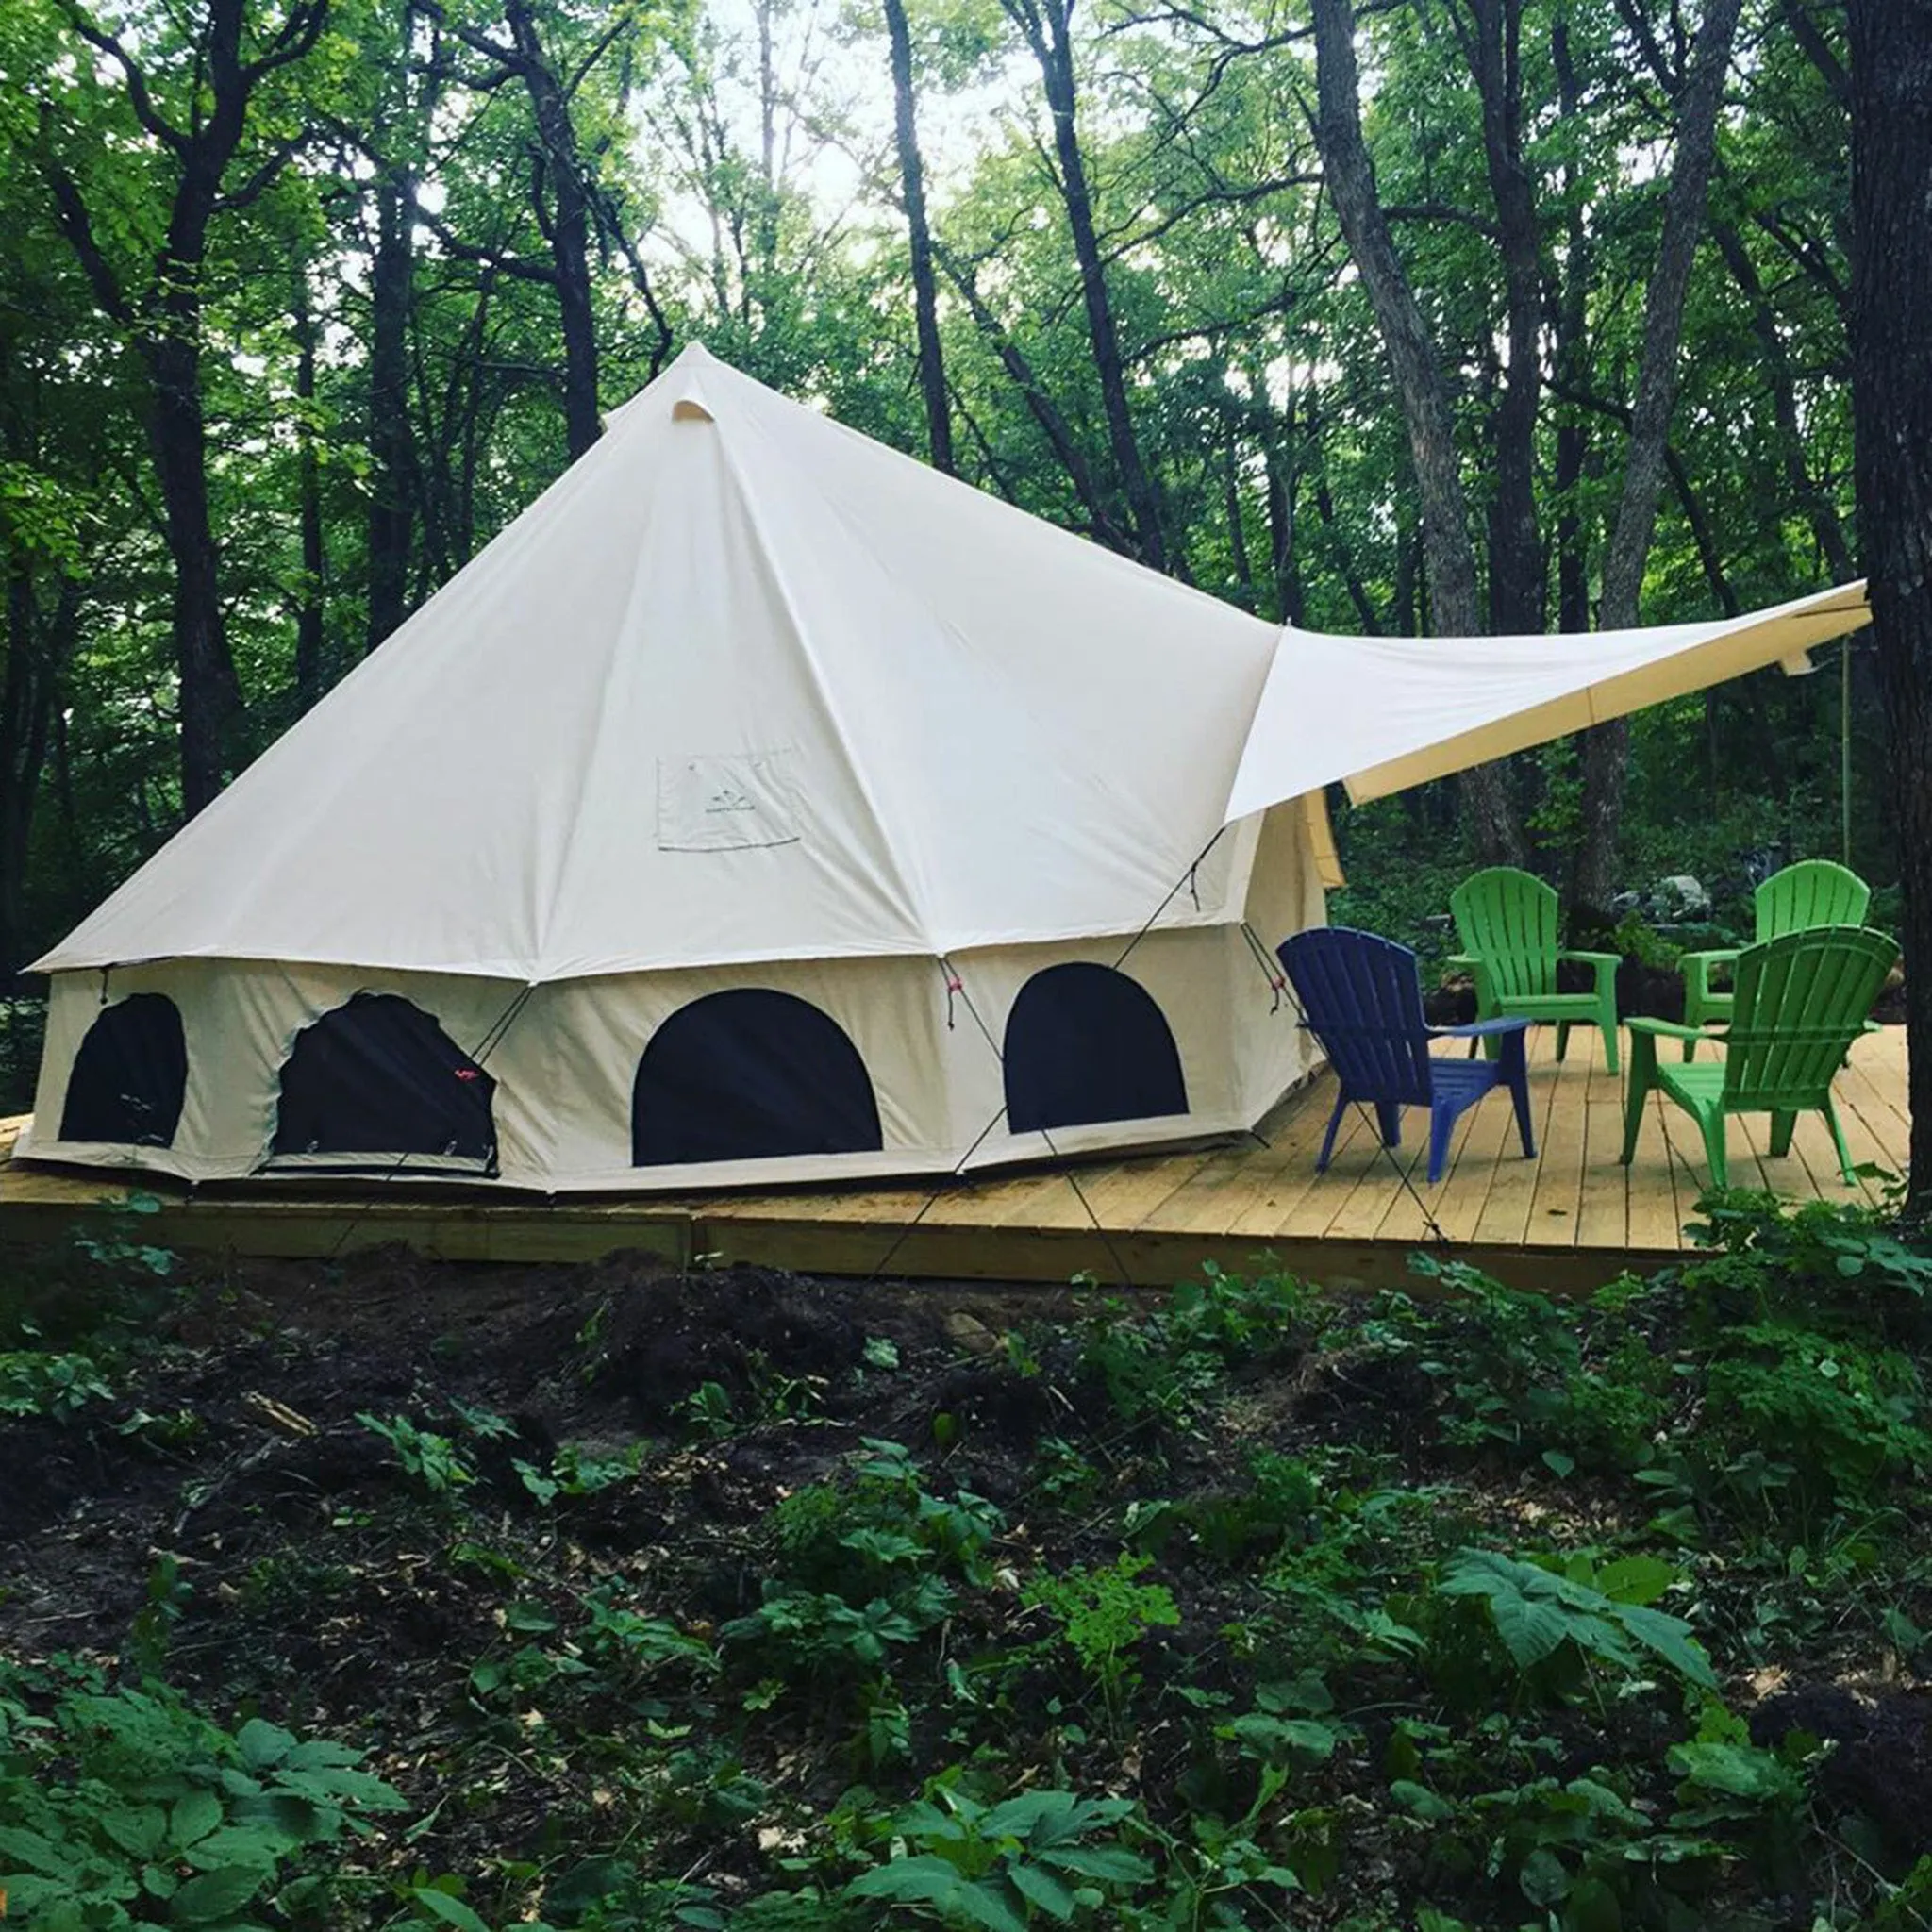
[1501,1030,1535,1159]
[1427,1099,1457,1185]
[1316,1092,1347,1173]
[1698,1110,1729,1191]
[1824,1096,1857,1185]
[1769,1111,1796,1158]
[1682,1035,1697,1063]
[1599,1001,1620,1074]
[1554,1023,1571,1063]
[1621,1031,1657,1167]
[1375,1101,1402,1150]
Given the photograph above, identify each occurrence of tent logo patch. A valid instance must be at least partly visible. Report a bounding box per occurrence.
[658,751,802,851]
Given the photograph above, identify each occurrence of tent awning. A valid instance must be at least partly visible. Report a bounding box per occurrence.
[1223,580,1872,826]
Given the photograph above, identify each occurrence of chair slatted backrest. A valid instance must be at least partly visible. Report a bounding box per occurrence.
[1279,927,1437,1108]
[1724,927,1897,1108]
[1754,858,1872,943]
[1449,867,1561,1001]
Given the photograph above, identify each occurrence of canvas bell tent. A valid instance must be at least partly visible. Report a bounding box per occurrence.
[20,345,1334,1191]
[20,343,1873,1195]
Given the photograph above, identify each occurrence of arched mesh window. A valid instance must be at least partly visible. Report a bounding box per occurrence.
[633,989,881,1166]
[272,992,496,1168]
[1003,964,1187,1132]
[59,994,188,1147]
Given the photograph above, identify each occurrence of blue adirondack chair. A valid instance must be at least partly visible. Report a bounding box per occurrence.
[1278,926,1538,1184]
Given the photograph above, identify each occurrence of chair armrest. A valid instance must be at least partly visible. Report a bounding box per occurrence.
[1434,1017,1532,1040]
[1559,949,1621,991]
[1445,954,1479,973]
[1678,947,1740,969]
[1627,1016,1712,1043]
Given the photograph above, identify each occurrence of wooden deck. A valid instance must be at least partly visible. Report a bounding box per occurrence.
[0,1027,1908,1292]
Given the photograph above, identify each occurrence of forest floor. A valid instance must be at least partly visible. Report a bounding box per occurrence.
[6,1202,1932,1931]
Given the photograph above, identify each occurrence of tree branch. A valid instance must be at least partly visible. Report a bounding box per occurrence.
[60,4,188,154]
[36,130,135,328]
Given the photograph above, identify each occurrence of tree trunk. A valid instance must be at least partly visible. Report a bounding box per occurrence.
[1468,0,1545,637]
[882,0,954,475]
[0,572,75,974]
[1847,0,1932,1207]
[145,323,235,818]
[367,164,418,652]
[0,568,37,973]
[507,0,601,459]
[1572,0,1745,914]
[1308,0,1525,864]
[39,0,325,817]
[936,241,1135,551]
[294,277,325,708]
[1710,219,1856,580]
[1264,437,1304,625]
[1009,0,1167,569]
[1224,424,1254,607]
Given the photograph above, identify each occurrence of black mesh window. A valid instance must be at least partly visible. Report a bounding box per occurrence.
[272,992,496,1167]
[633,989,882,1166]
[59,994,188,1147]
[1003,963,1188,1132]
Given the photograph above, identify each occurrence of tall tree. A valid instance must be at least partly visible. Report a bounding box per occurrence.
[1847,0,1932,1205]
[1307,0,1528,865]
[34,0,328,815]
[1570,0,1746,912]
[882,0,954,474]
[367,158,421,645]
[427,0,619,460]
[1462,0,1545,639]
[998,0,1168,569]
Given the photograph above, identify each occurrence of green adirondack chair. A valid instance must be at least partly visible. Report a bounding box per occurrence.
[1620,925,1896,1190]
[1449,866,1623,1073]
[1679,858,1871,1058]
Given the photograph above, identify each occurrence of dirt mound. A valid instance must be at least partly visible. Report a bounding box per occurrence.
[583,1264,870,1423]
[1753,1681,1932,1857]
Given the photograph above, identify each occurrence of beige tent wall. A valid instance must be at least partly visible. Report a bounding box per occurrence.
[517,957,968,1189]
[1229,798,1329,1122]
[26,963,546,1184]
[21,799,1324,1191]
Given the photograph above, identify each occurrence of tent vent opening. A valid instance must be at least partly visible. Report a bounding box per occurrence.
[59,993,188,1147]
[673,398,715,423]
[1004,963,1188,1132]
[269,991,497,1171]
[633,989,882,1167]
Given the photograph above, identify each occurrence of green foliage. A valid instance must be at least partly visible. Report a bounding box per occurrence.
[1024,1554,1180,1697]
[17,1192,1932,1928]
[357,1411,479,1494]
[1079,1263,1313,1430]
[841,1788,1152,1930]
[514,1441,643,1505]
[0,1662,405,1929]
[0,1345,114,1418]
[1433,1548,1716,1698]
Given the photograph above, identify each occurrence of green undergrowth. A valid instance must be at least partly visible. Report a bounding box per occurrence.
[5,1192,1932,1929]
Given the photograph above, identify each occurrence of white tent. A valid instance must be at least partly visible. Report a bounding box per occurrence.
[19,345,1872,1193]
[20,344,1330,1190]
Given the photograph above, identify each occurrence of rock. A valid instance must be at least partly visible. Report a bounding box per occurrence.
[942,1311,1001,1356]
[1609,891,1642,919]
[1652,874,1710,920]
